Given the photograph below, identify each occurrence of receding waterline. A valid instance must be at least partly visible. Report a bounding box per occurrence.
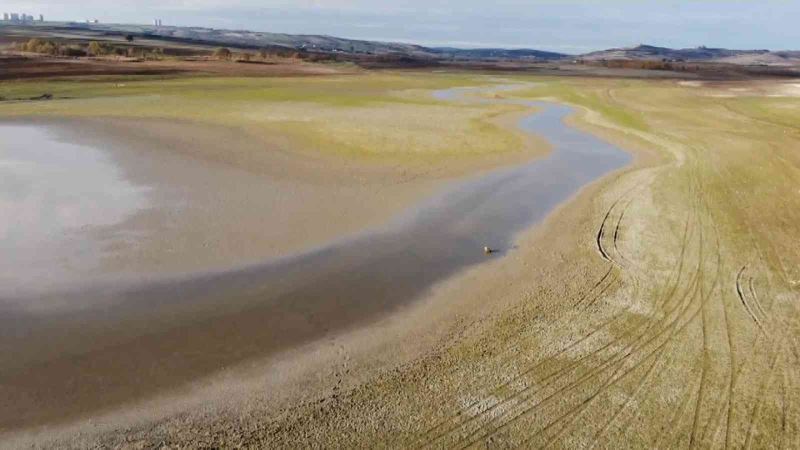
[0,88,632,429]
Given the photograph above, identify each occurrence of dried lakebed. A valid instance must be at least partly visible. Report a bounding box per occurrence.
[0,88,631,432]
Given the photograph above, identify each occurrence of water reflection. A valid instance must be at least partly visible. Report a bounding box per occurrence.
[0,124,149,295]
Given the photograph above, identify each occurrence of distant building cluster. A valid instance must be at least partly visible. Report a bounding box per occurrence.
[2,12,44,23]
[153,19,163,27]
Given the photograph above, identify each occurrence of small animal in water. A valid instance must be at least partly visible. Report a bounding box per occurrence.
[484,246,494,255]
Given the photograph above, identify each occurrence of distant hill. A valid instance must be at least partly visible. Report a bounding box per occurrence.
[428,47,567,61]
[52,22,433,55]
[714,50,800,67]
[2,21,799,67]
[107,24,569,60]
[579,44,783,64]
[0,21,568,61]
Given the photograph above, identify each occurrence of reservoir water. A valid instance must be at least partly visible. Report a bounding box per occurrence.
[0,124,149,297]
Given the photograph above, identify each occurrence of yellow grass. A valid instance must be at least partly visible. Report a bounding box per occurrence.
[0,73,526,162]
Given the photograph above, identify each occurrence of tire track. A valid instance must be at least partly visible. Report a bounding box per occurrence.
[437,107,722,449]
[528,277,693,449]
[690,181,724,449]
[736,266,765,332]
[414,182,651,448]
[695,145,791,448]
[529,352,635,449]
[412,177,652,446]
[596,182,645,270]
[748,276,768,319]
[691,136,800,448]
[612,199,634,269]
[453,223,705,448]
[579,271,622,311]
[721,261,738,450]
[584,339,662,449]
[412,278,628,448]
[420,149,688,448]
[781,366,789,450]
[744,337,785,450]
[597,207,614,262]
[607,186,719,449]
[654,372,699,448]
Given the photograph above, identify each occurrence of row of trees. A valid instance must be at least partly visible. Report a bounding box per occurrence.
[14,38,166,59]
[213,47,307,62]
[593,59,702,72]
[15,39,315,63]
[15,38,71,56]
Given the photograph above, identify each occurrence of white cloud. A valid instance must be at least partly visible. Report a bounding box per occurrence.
[2,1,797,52]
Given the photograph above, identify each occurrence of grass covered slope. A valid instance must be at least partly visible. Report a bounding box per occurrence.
[106,77,800,448]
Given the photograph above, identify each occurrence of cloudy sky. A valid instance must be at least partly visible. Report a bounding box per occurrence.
[3,1,798,53]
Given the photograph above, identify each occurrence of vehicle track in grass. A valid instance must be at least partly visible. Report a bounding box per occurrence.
[736,266,765,332]
[654,371,700,448]
[703,140,800,447]
[416,185,680,444]
[445,194,703,448]
[748,276,767,319]
[743,335,785,449]
[412,177,652,448]
[567,174,714,449]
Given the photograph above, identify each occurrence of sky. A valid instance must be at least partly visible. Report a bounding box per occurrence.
[3,1,799,53]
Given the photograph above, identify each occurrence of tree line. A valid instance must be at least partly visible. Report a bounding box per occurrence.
[13,38,165,59]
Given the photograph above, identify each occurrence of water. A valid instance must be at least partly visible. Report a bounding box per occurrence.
[0,88,632,429]
[0,124,149,296]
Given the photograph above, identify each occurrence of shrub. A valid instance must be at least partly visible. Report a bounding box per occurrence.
[88,41,107,56]
[37,41,57,55]
[24,38,44,52]
[214,47,232,60]
[22,38,60,55]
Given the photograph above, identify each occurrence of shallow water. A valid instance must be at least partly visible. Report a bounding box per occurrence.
[0,124,149,296]
[0,89,631,430]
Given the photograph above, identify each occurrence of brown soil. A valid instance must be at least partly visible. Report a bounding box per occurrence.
[0,54,356,80]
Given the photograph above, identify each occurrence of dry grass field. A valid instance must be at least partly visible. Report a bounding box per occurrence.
[274,76,800,449]
[2,70,800,448]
